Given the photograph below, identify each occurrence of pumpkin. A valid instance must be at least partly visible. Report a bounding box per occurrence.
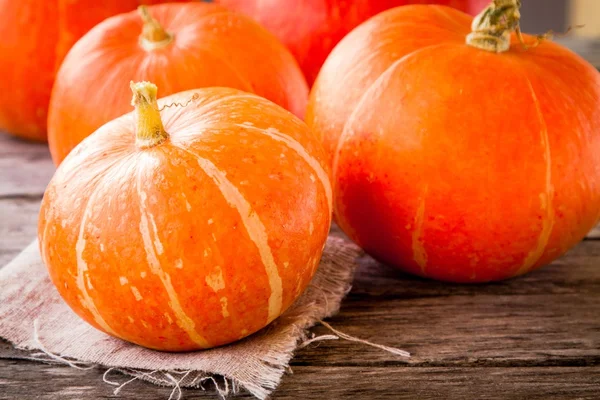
[38,81,332,351]
[0,0,187,141]
[306,1,600,283]
[47,3,308,165]
[217,0,487,86]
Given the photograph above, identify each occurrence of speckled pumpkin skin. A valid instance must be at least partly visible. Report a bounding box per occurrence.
[38,87,332,351]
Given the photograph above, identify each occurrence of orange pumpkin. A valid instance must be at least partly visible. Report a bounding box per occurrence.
[0,0,187,141]
[217,0,485,86]
[48,3,308,165]
[306,1,600,282]
[39,82,331,351]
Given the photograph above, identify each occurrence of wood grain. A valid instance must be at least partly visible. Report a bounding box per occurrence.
[586,223,600,239]
[0,360,598,400]
[0,198,40,266]
[1,132,599,399]
[351,241,600,298]
[0,134,54,197]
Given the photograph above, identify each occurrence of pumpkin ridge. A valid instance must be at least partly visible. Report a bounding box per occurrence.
[196,47,254,93]
[431,5,472,34]
[411,189,429,276]
[357,19,467,43]
[174,145,284,323]
[169,93,258,131]
[53,0,65,75]
[331,43,452,204]
[333,20,467,81]
[136,168,211,349]
[186,10,235,30]
[514,72,555,276]
[75,177,118,337]
[39,188,61,269]
[163,93,259,141]
[231,123,332,216]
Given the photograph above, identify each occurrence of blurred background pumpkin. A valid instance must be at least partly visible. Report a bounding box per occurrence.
[0,0,594,142]
[47,3,308,164]
[216,0,491,86]
[0,0,189,142]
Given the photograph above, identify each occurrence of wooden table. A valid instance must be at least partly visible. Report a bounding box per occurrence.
[0,133,599,399]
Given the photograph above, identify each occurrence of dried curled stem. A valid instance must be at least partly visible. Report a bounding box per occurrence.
[466,0,523,52]
[158,93,201,112]
[524,24,584,49]
[138,6,174,51]
[466,0,581,53]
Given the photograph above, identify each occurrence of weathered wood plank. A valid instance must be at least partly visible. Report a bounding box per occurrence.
[0,134,54,197]
[0,360,598,400]
[296,292,600,367]
[0,198,40,266]
[289,242,600,368]
[351,241,600,298]
[586,224,600,239]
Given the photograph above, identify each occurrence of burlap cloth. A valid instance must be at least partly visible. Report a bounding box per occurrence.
[0,236,368,399]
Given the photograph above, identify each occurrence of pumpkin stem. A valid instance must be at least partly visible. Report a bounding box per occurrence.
[466,0,523,52]
[138,6,174,51]
[130,81,168,148]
